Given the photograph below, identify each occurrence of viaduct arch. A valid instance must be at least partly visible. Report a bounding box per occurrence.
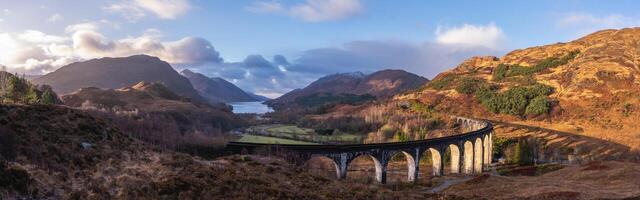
[227,117,494,184]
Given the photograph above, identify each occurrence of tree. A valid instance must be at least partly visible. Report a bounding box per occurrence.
[6,75,25,103]
[40,86,56,105]
[25,85,39,104]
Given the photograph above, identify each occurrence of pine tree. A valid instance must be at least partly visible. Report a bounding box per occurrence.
[41,88,55,105]
[6,75,22,103]
[25,85,39,104]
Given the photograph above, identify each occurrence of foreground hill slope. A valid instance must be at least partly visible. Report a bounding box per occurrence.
[181,69,263,103]
[0,104,430,199]
[2,105,639,199]
[403,27,640,149]
[32,55,206,103]
[267,69,427,109]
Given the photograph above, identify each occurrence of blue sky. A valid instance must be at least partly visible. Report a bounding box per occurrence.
[1,0,639,97]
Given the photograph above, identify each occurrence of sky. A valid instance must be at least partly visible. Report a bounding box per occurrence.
[1,0,639,98]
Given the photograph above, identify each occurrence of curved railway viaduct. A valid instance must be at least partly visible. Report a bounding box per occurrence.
[227,117,494,184]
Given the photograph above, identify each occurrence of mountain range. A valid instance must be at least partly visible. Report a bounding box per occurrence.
[181,69,268,103]
[32,55,207,103]
[266,69,428,109]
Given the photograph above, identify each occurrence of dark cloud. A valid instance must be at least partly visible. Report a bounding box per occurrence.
[243,54,273,68]
[273,54,289,66]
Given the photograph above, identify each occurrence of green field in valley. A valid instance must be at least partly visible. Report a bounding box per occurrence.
[236,134,318,145]
[244,124,363,144]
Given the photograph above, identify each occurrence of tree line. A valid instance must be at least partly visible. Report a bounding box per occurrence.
[0,68,59,105]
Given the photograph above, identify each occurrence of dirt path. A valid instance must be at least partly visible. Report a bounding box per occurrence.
[425,176,473,193]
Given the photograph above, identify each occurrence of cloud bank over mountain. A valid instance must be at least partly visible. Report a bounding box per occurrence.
[0,24,222,75]
[0,22,503,98]
[0,1,510,98]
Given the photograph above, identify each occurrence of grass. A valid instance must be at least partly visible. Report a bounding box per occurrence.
[246,124,363,144]
[236,134,317,145]
[267,125,312,135]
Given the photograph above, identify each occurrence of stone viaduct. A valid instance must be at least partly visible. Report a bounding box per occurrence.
[227,117,493,184]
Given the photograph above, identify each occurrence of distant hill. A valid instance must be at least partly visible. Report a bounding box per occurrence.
[181,69,267,103]
[32,55,206,103]
[266,69,428,109]
[248,93,271,101]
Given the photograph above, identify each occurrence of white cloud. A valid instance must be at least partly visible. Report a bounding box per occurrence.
[103,3,146,22]
[136,0,190,19]
[0,27,221,75]
[65,22,100,33]
[105,0,191,21]
[557,12,640,35]
[2,9,11,15]
[247,0,363,22]
[246,1,284,13]
[48,13,63,22]
[435,23,505,49]
[71,29,221,65]
[18,30,68,44]
[0,32,73,74]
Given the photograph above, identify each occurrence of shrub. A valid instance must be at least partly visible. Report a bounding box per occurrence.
[493,64,509,81]
[393,131,409,142]
[525,96,550,115]
[409,101,435,117]
[314,128,334,135]
[622,103,633,117]
[493,137,515,159]
[0,162,32,194]
[475,84,554,116]
[427,74,456,90]
[455,78,483,95]
[499,50,580,78]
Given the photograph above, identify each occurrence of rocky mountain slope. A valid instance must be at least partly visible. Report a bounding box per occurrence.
[267,69,427,109]
[32,55,206,103]
[399,27,640,149]
[181,69,266,103]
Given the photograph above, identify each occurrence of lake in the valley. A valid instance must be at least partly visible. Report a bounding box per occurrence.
[229,101,273,114]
